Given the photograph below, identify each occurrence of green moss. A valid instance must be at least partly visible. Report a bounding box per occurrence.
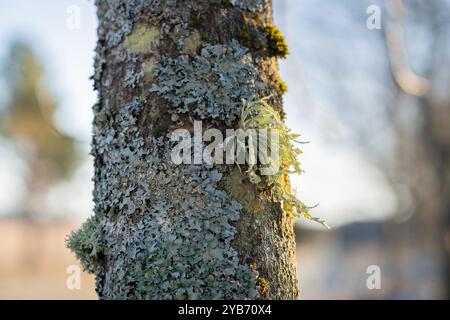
[124,23,160,53]
[264,24,289,59]
[66,215,104,274]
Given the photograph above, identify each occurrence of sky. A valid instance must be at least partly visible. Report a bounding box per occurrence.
[0,0,398,227]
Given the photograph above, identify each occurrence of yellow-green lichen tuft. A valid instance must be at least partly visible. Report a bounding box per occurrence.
[124,23,160,53]
[264,24,289,59]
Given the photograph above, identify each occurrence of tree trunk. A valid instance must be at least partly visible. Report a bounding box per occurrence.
[69,0,298,299]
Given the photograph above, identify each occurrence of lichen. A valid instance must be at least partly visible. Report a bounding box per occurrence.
[66,215,104,274]
[124,23,160,54]
[150,40,265,126]
[277,76,287,95]
[83,95,261,299]
[228,0,269,12]
[142,59,157,81]
[256,277,270,298]
[264,24,289,59]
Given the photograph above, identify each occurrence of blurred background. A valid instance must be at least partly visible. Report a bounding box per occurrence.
[0,0,449,299]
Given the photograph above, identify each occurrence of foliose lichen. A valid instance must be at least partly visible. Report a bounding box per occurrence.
[150,40,265,126]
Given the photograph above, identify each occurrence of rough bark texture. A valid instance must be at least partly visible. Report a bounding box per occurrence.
[69,0,298,300]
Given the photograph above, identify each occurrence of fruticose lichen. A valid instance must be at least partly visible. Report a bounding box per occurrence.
[82,95,260,299]
[228,0,269,12]
[150,40,265,126]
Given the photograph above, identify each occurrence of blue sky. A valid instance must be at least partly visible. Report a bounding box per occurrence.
[0,0,398,227]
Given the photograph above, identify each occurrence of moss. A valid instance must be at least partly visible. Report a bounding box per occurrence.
[124,23,160,54]
[256,277,270,298]
[277,76,287,95]
[66,215,104,274]
[264,24,289,59]
[150,40,265,126]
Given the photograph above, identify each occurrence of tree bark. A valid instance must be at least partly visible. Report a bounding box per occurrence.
[70,0,298,300]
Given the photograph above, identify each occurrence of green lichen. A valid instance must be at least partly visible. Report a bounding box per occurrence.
[66,215,104,274]
[191,13,203,28]
[264,24,289,59]
[151,40,265,126]
[182,31,202,55]
[143,59,157,81]
[124,23,160,53]
[228,0,268,12]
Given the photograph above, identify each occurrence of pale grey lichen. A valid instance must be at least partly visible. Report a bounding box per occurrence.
[228,0,268,12]
[123,67,144,88]
[150,40,264,125]
[81,95,260,299]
